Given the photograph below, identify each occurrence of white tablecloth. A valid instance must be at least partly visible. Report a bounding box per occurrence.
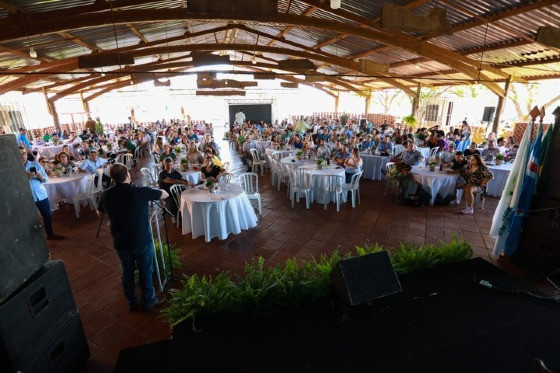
[180,184,258,242]
[361,153,390,180]
[264,148,295,159]
[36,144,65,160]
[486,163,513,197]
[44,173,90,209]
[179,170,202,185]
[298,164,347,204]
[411,166,458,205]
[280,157,314,173]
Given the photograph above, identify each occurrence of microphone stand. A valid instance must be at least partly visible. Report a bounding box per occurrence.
[152,200,182,284]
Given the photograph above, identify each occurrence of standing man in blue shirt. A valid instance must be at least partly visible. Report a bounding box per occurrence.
[21,149,65,240]
[97,163,168,312]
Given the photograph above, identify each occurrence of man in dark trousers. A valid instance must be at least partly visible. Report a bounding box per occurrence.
[97,163,169,312]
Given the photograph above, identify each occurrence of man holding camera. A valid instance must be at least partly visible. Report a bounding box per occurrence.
[21,149,65,240]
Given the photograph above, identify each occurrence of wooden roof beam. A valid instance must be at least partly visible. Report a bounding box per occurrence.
[0,0,19,15]
[57,31,99,52]
[127,23,148,43]
[268,5,317,47]
[0,10,505,95]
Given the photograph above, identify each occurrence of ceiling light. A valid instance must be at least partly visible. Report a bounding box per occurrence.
[101,72,106,77]
[330,0,341,10]
[415,62,421,69]
[251,55,257,65]
[29,47,37,58]
[130,81,133,85]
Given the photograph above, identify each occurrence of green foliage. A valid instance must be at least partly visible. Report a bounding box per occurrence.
[339,114,349,126]
[164,239,472,329]
[401,114,417,129]
[155,241,182,278]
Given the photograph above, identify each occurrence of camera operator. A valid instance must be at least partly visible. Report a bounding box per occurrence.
[21,149,65,240]
[97,163,169,312]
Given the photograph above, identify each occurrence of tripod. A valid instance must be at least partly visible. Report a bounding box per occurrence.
[153,200,183,285]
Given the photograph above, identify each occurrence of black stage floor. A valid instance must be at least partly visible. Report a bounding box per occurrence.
[115,258,560,372]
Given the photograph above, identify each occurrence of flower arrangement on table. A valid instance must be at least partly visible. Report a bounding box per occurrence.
[175,146,182,154]
[205,177,219,193]
[427,158,438,172]
[296,150,304,160]
[106,142,113,151]
[387,162,413,197]
[316,158,326,170]
[495,153,505,165]
[180,157,189,172]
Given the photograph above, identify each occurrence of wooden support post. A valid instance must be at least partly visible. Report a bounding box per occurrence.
[411,83,421,116]
[334,92,340,114]
[492,75,513,134]
[42,88,61,132]
[80,91,90,114]
[365,91,371,114]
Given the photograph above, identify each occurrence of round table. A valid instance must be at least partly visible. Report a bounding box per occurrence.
[179,169,202,185]
[36,144,65,160]
[280,156,314,173]
[265,148,295,159]
[360,153,390,180]
[180,184,258,242]
[298,164,347,204]
[486,163,513,197]
[410,166,458,205]
[44,173,90,209]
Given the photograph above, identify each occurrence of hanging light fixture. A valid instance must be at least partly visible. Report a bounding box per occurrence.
[330,0,341,9]
[251,55,257,65]
[415,62,421,69]
[29,47,37,58]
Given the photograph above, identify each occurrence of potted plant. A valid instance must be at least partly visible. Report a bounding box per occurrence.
[495,153,505,165]
[205,177,218,193]
[402,114,417,130]
[296,150,304,160]
[316,158,326,170]
[339,114,349,126]
[427,159,438,172]
[180,158,189,172]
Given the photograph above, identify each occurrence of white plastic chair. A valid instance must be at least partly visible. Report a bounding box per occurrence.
[219,172,234,184]
[271,151,284,162]
[322,175,343,211]
[239,172,262,215]
[153,153,160,164]
[271,159,289,191]
[169,184,183,228]
[393,144,404,157]
[288,168,312,209]
[429,147,438,159]
[342,170,363,208]
[384,162,396,196]
[141,167,157,187]
[119,153,133,169]
[153,163,162,179]
[250,148,266,176]
[135,147,150,159]
[72,174,98,218]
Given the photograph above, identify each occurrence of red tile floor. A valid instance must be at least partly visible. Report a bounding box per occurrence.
[45,132,552,372]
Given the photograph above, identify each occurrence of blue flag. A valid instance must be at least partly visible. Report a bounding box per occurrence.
[503,124,543,255]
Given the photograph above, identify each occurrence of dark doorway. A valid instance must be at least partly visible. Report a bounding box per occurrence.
[229,104,272,127]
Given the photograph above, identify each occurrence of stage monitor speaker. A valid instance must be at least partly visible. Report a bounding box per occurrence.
[24,314,89,373]
[0,135,49,302]
[330,251,402,306]
[482,106,496,122]
[0,261,83,372]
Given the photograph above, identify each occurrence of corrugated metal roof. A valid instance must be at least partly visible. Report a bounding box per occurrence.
[0,0,559,95]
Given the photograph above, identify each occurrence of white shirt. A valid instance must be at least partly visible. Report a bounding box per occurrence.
[235,111,246,125]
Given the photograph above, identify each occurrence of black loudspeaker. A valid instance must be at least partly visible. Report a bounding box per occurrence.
[0,261,89,372]
[482,107,496,122]
[330,251,402,306]
[0,135,49,302]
